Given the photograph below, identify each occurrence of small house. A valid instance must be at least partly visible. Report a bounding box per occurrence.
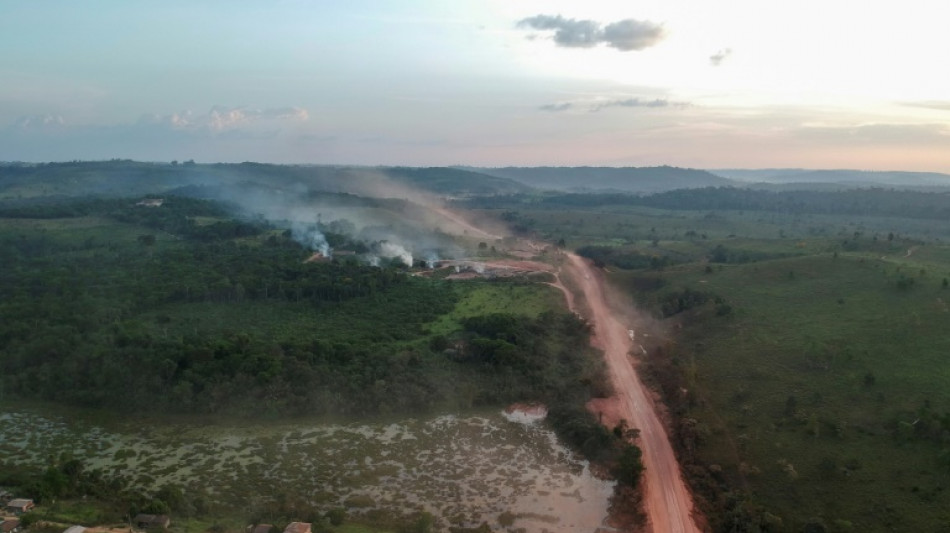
[248,524,273,533]
[1,519,20,533]
[133,514,170,530]
[5,499,34,515]
[282,523,311,533]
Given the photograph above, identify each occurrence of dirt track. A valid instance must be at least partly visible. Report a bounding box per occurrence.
[563,253,700,533]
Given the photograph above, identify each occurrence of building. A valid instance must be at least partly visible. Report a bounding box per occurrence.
[5,499,34,515]
[248,524,273,533]
[0,518,20,533]
[133,514,170,530]
[282,523,311,533]
[63,526,86,533]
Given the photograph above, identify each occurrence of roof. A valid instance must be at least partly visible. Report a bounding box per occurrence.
[6,499,32,508]
[133,514,170,527]
[250,525,273,533]
[282,522,311,533]
[64,526,86,533]
[1,519,20,533]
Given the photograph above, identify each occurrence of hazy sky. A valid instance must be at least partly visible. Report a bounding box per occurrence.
[2,0,949,171]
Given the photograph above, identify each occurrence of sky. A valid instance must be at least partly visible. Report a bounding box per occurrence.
[1,0,949,172]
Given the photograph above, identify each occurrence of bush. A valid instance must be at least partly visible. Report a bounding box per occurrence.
[325,508,346,526]
[614,444,644,486]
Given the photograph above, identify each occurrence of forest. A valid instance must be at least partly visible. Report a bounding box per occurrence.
[0,196,606,420]
[464,186,950,221]
[0,189,646,533]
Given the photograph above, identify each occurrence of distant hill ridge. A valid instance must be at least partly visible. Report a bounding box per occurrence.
[0,161,531,200]
[466,166,732,193]
[4,161,950,202]
[712,168,950,186]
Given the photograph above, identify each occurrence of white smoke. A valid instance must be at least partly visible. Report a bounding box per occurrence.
[377,241,413,267]
[425,252,439,269]
[290,220,331,257]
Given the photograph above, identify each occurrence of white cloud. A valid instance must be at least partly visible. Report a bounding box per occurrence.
[137,106,309,132]
[539,97,689,113]
[13,114,66,130]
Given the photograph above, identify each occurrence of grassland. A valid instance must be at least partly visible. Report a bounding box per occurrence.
[470,198,950,531]
[424,283,566,336]
[613,250,950,528]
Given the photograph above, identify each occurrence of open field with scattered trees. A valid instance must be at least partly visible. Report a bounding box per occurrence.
[469,189,950,531]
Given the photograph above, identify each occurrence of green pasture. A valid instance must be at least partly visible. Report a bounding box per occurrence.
[0,216,181,247]
[424,282,566,336]
[618,249,950,530]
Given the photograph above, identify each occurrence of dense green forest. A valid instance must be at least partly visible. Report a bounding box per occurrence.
[0,192,641,533]
[0,196,607,420]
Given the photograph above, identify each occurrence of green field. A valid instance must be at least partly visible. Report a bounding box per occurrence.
[468,194,950,531]
[629,250,950,531]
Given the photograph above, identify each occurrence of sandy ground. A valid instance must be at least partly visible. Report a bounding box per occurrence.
[546,269,576,313]
[561,253,701,533]
[480,259,557,272]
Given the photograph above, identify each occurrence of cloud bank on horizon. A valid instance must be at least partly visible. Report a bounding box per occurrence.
[0,1,948,172]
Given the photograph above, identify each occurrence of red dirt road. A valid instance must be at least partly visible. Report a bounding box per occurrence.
[564,253,701,533]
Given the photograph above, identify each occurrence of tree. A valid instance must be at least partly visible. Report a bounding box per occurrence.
[326,508,346,526]
[614,443,644,486]
[401,512,434,533]
[784,395,798,417]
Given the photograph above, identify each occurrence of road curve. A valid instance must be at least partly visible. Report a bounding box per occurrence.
[564,253,701,533]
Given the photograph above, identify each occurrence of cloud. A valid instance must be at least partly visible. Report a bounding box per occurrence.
[517,14,665,51]
[539,102,573,112]
[796,122,950,145]
[601,19,666,51]
[13,114,66,130]
[901,100,950,112]
[518,15,601,48]
[137,106,309,133]
[540,97,689,113]
[591,98,686,111]
[709,48,732,66]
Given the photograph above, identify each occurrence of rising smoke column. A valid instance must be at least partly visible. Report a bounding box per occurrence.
[376,241,413,267]
[290,220,331,257]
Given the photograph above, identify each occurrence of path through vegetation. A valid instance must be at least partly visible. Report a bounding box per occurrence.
[563,252,701,533]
